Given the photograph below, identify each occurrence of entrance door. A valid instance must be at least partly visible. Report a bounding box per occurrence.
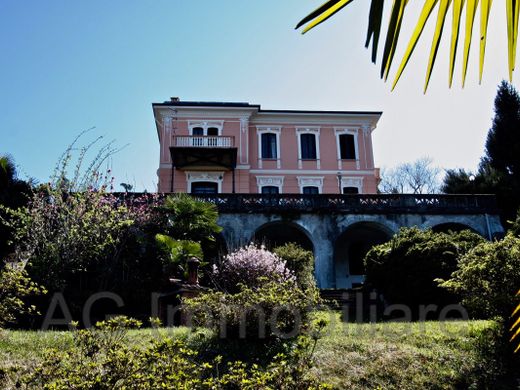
[191,182,218,194]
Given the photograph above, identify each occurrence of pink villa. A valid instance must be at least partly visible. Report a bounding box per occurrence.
[153,98,381,195]
[151,98,503,290]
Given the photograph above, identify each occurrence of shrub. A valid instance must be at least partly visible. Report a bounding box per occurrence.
[185,280,319,341]
[439,234,520,319]
[212,244,295,293]
[365,227,484,312]
[274,243,316,292]
[18,316,329,389]
[0,262,46,328]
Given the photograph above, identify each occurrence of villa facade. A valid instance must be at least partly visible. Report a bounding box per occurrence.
[153,98,382,194]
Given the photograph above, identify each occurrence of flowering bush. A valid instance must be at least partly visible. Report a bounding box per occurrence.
[213,244,295,293]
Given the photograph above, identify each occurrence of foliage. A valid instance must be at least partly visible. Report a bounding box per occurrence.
[273,242,316,292]
[442,81,520,225]
[511,290,520,354]
[15,316,328,389]
[365,227,484,311]
[0,262,46,328]
[379,157,440,194]
[161,193,222,245]
[2,187,134,292]
[440,233,520,319]
[212,244,295,293]
[185,280,319,341]
[296,1,519,91]
[0,154,32,259]
[511,209,520,237]
[155,233,203,278]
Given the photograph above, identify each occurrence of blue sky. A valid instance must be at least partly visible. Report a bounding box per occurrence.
[0,1,516,191]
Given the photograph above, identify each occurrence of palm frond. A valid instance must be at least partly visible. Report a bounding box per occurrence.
[512,289,520,354]
[296,0,520,90]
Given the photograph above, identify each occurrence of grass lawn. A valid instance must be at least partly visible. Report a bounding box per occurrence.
[0,316,496,389]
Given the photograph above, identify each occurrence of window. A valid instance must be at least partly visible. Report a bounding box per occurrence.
[303,186,319,195]
[192,127,204,136]
[339,134,356,159]
[261,133,277,159]
[300,134,317,159]
[343,186,359,194]
[191,182,218,194]
[261,186,279,194]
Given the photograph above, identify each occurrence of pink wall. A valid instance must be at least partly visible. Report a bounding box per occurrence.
[155,105,381,194]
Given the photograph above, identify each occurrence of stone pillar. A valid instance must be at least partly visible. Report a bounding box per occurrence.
[313,237,335,289]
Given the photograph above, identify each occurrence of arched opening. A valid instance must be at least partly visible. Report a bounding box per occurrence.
[334,222,393,289]
[431,222,478,235]
[253,222,314,252]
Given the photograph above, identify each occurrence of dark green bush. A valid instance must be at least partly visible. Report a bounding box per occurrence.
[18,316,329,390]
[274,243,316,292]
[0,262,46,328]
[440,234,520,319]
[365,227,484,311]
[185,280,319,341]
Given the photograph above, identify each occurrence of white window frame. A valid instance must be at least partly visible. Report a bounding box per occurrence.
[188,121,224,136]
[338,176,363,194]
[335,128,360,170]
[256,176,284,194]
[297,176,324,194]
[296,127,321,169]
[257,126,281,169]
[186,171,224,194]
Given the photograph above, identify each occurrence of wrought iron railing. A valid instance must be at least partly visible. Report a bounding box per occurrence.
[190,194,498,214]
[114,193,498,215]
[173,136,235,148]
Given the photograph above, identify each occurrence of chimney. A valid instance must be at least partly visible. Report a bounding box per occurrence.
[170,97,180,102]
[187,257,200,285]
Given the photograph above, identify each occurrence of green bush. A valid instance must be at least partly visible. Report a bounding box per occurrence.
[17,316,329,390]
[0,262,46,328]
[440,234,520,319]
[185,280,319,341]
[365,227,484,312]
[274,243,316,292]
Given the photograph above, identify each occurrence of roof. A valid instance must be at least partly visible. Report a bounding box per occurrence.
[152,100,382,116]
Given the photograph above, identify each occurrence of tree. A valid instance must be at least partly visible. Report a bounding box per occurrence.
[442,81,520,224]
[365,227,484,314]
[296,1,519,91]
[379,157,440,194]
[0,155,32,259]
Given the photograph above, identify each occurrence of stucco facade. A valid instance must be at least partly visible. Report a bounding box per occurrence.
[153,98,382,194]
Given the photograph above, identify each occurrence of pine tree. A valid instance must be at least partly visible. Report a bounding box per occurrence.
[442,81,520,226]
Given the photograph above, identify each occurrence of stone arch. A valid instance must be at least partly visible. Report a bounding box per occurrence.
[431,222,479,235]
[334,221,393,289]
[420,216,488,238]
[252,221,314,252]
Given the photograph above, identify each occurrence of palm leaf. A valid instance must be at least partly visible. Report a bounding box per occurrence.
[391,0,438,90]
[424,0,452,92]
[512,289,520,353]
[479,0,493,83]
[449,0,465,87]
[296,0,520,88]
[462,0,479,87]
[381,0,409,80]
[300,0,355,34]
[365,0,386,63]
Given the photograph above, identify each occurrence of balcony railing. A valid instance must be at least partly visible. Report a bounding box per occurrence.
[190,194,498,215]
[173,136,235,148]
[114,193,498,215]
